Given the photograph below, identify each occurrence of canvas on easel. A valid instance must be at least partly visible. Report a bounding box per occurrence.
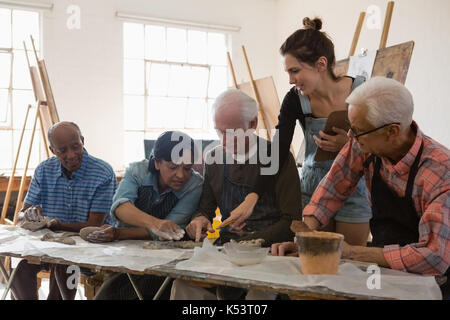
[228,47,296,156]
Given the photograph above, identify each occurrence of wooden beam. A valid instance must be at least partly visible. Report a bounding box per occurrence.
[349,12,366,57]
[379,1,395,49]
[241,46,270,141]
[226,52,238,89]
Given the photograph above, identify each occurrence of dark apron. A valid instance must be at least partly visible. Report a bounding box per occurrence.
[366,142,449,299]
[217,164,280,244]
[134,185,179,220]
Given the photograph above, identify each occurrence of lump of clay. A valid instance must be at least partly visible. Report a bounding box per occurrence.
[79,226,102,241]
[41,232,76,245]
[21,216,51,231]
[237,238,265,247]
[143,240,203,250]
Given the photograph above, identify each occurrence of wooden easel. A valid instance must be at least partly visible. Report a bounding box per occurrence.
[226,48,272,141]
[336,2,413,85]
[0,36,59,285]
[0,36,57,226]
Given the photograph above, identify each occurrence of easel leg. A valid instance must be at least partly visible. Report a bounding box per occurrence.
[0,263,18,300]
[127,273,144,300]
[0,105,32,225]
[153,276,172,300]
[12,103,40,225]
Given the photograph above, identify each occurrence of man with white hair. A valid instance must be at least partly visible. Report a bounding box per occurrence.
[170,88,302,300]
[272,77,449,298]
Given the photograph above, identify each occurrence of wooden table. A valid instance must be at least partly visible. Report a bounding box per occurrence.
[0,250,386,300]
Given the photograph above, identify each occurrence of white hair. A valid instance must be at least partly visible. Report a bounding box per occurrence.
[212,88,258,127]
[346,77,414,131]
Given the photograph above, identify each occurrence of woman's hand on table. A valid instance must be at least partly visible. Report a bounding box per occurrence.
[150,219,185,241]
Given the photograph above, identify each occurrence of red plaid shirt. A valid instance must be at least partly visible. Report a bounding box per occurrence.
[303,122,450,275]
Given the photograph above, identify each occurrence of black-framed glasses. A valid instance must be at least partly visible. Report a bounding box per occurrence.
[347,121,400,139]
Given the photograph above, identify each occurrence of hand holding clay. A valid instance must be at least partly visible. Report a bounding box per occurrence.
[86,225,117,243]
[150,219,185,241]
[186,216,214,242]
[79,226,103,241]
[271,241,299,257]
[23,206,44,222]
[47,219,60,231]
[290,220,313,234]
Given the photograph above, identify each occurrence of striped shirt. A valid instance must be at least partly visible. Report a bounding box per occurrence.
[24,149,117,225]
[303,122,450,275]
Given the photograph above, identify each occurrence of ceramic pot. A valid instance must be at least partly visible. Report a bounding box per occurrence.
[296,231,344,275]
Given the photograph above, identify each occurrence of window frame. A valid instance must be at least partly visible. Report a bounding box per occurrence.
[122,20,232,138]
[0,5,43,171]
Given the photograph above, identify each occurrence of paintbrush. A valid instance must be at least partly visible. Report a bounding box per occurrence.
[217,219,236,229]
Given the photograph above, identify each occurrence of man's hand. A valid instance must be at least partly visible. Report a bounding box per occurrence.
[20,206,44,222]
[87,225,117,243]
[217,193,258,232]
[313,127,349,152]
[48,219,60,231]
[271,241,298,257]
[341,241,353,259]
[150,219,185,241]
[186,216,214,242]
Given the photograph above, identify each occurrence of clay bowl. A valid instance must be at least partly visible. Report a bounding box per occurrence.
[295,231,344,275]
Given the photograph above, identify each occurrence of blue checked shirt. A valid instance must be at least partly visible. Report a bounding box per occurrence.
[24,149,117,225]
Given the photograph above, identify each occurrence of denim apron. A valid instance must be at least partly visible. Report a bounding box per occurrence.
[299,76,372,222]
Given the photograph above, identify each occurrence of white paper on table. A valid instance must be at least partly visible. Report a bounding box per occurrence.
[175,239,442,300]
[347,49,377,80]
[0,225,189,272]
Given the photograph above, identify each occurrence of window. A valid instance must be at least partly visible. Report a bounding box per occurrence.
[123,22,231,165]
[0,7,42,172]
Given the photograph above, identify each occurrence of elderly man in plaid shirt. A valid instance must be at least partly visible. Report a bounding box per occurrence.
[272,77,449,299]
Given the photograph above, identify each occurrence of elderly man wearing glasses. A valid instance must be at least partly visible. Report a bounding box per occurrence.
[272,77,449,299]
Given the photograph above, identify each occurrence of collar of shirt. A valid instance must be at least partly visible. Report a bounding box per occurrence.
[55,148,89,180]
[380,121,423,176]
[231,139,258,164]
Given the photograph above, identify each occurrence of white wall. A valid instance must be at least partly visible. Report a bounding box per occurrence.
[6,0,449,171]
[20,0,278,170]
[274,0,450,150]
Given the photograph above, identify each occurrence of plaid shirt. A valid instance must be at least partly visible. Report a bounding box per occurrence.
[303,122,450,275]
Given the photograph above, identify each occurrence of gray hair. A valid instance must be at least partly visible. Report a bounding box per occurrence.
[346,77,414,132]
[212,88,258,127]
